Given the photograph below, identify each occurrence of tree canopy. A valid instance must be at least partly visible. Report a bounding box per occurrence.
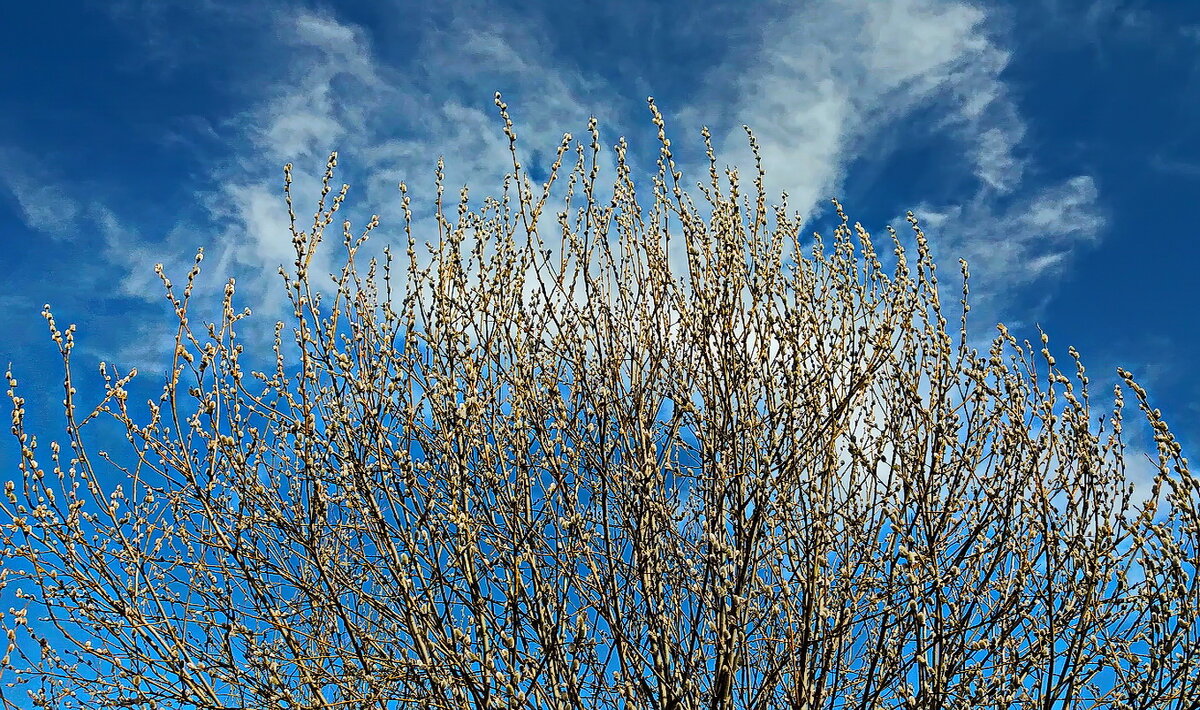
[2,96,1197,710]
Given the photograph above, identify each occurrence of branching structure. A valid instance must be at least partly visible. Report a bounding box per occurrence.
[2,96,1198,709]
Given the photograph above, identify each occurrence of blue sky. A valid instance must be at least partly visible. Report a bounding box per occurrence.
[2,2,1200,704]
[2,0,1199,468]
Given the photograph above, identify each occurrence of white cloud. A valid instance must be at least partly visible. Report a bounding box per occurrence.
[219,181,295,273]
[661,0,1102,322]
[973,124,1025,192]
[0,148,85,239]
[62,2,627,369]
[11,0,1107,373]
[680,0,1022,212]
[247,12,387,166]
[902,174,1102,322]
[1022,175,1104,236]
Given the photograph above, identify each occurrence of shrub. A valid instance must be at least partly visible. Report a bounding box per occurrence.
[2,95,1197,709]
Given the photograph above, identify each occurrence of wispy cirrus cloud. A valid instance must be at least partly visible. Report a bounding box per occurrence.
[57,1,622,369]
[9,0,1106,370]
[905,174,1104,323]
[674,0,1025,208]
[0,148,88,241]
[667,0,1102,317]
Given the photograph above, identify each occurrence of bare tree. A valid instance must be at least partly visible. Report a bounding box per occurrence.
[2,95,1198,710]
